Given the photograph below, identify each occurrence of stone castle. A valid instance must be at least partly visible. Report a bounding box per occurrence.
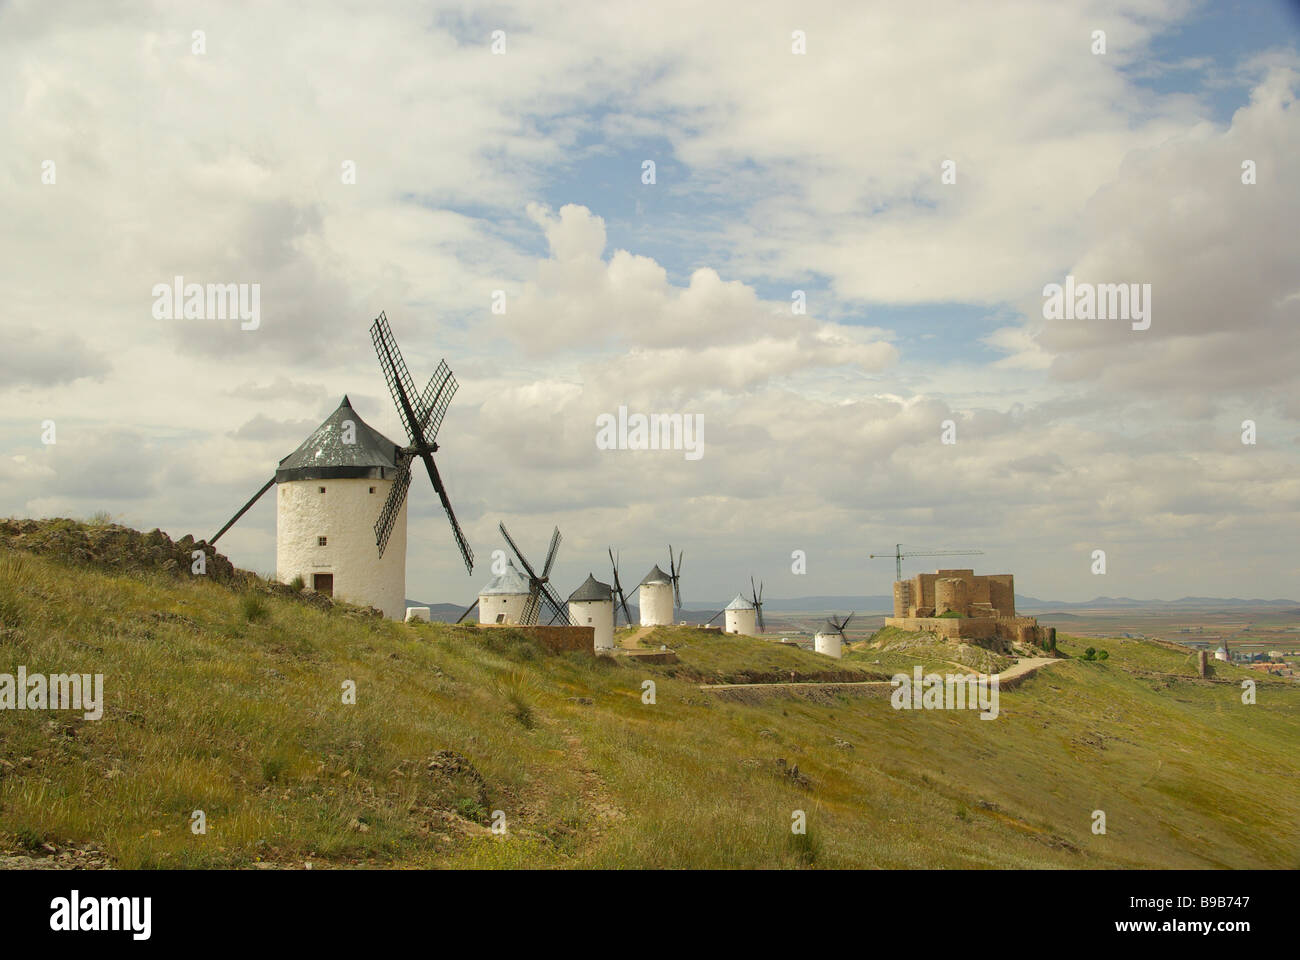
[887,568,1046,647]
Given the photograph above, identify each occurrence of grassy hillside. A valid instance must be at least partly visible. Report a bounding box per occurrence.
[1,523,1298,869]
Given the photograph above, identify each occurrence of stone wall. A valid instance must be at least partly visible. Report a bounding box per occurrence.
[885,616,998,640]
[884,612,1043,645]
[476,623,595,654]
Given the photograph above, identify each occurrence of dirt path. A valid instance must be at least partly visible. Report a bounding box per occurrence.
[617,626,654,650]
[699,655,1060,691]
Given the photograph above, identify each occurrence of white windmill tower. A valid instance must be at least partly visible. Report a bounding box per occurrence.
[638,546,681,627]
[814,613,853,659]
[475,559,532,625]
[724,594,755,634]
[568,573,615,652]
[208,313,475,620]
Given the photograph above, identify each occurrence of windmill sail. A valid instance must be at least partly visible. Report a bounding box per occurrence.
[370,312,474,573]
[609,548,634,626]
[500,522,570,626]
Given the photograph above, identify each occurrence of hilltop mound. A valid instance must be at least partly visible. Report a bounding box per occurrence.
[0,518,378,618]
[1,522,1298,869]
[851,625,1018,674]
[0,518,241,582]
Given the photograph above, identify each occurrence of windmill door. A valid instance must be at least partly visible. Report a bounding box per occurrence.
[313,573,334,597]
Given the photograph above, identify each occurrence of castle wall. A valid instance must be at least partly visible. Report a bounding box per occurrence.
[885,616,998,640]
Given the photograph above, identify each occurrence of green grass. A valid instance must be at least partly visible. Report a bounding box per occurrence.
[1,539,1297,869]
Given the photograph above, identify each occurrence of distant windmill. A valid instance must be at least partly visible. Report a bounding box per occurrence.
[499,523,570,626]
[458,557,530,625]
[815,612,854,659]
[370,312,474,573]
[608,548,635,627]
[869,544,983,581]
[723,576,765,636]
[637,546,682,626]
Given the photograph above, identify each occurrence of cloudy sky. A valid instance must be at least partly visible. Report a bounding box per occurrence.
[3,0,1298,605]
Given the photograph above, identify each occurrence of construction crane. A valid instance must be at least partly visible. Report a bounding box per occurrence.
[869,544,984,581]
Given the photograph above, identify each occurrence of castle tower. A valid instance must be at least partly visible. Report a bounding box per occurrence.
[275,396,407,620]
[568,573,615,652]
[893,580,914,619]
[935,577,970,616]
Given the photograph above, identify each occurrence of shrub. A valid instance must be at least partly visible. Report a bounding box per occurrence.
[289,575,305,593]
[1082,647,1097,661]
[241,594,270,623]
[454,797,488,823]
[1097,649,1109,660]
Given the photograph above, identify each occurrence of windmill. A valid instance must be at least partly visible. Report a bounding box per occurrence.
[750,575,765,633]
[637,547,682,627]
[370,311,474,573]
[815,612,854,658]
[499,523,570,626]
[202,312,473,621]
[869,544,983,581]
[608,548,635,627]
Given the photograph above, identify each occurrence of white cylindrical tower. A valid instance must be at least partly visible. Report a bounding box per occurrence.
[814,621,843,659]
[568,573,615,652]
[477,559,532,625]
[724,594,757,635]
[638,565,675,626]
[275,396,407,620]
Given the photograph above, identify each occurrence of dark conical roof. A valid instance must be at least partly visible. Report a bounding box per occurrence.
[275,396,403,482]
[640,564,672,586]
[568,573,613,603]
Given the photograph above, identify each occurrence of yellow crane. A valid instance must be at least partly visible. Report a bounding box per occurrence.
[869,544,984,581]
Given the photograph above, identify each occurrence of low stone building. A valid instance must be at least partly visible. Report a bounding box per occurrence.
[886,568,1046,646]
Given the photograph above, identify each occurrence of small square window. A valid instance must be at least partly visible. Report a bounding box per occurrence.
[318,536,327,546]
[319,486,326,493]
[369,486,376,494]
